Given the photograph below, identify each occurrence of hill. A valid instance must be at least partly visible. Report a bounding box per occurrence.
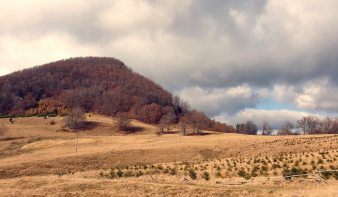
[0,57,233,132]
[0,115,338,196]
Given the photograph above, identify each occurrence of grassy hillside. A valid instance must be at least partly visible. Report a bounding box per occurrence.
[0,116,338,196]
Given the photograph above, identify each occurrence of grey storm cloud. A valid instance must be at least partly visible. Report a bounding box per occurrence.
[1,0,338,120]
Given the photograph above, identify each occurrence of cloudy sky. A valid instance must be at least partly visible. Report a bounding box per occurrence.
[1,0,338,129]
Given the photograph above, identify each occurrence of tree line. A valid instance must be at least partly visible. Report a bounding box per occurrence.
[236,115,338,135]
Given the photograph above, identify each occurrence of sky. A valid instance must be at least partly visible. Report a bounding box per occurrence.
[1,0,338,129]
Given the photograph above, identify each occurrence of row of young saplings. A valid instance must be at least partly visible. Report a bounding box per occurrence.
[98,152,338,181]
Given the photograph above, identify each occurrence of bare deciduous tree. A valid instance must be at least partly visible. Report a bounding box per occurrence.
[278,120,294,135]
[63,107,86,129]
[306,115,320,134]
[179,115,189,136]
[320,116,333,134]
[190,110,207,135]
[160,110,176,133]
[116,112,131,131]
[243,120,258,135]
[158,118,166,133]
[296,115,320,135]
[262,119,273,135]
[331,117,338,134]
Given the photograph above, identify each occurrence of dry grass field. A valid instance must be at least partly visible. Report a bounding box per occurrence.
[0,115,338,196]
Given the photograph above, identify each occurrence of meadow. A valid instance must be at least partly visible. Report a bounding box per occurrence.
[0,115,338,196]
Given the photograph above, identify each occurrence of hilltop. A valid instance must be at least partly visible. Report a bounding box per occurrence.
[0,57,233,133]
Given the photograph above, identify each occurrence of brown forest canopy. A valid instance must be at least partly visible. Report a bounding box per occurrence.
[0,57,233,132]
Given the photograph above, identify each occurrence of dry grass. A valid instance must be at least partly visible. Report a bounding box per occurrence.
[0,115,338,196]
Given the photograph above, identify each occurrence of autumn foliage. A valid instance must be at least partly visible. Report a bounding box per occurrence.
[0,57,233,133]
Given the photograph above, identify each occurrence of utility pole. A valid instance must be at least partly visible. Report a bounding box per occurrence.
[76,132,78,153]
[179,126,181,142]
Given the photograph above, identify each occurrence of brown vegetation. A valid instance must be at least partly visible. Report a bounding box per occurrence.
[0,57,233,133]
[1,116,338,196]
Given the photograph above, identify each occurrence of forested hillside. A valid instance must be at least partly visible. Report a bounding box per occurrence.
[0,57,233,133]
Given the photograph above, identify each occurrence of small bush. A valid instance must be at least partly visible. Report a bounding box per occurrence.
[188,169,197,180]
[333,172,338,180]
[170,168,177,175]
[136,171,143,177]
[117,170,123,177]
[317,158,324,165]
[49,120,55,125]
[272,164,282,169]
[321,171,332,180]
[251,166,259,177]
[202,172,210,180]
[48,113,58,117]
[157,165,163,170]
[215,171,222,178]
[109,169,116,179]
[124,171,134,177]
[294,160,299,166]
[237,168,247,178]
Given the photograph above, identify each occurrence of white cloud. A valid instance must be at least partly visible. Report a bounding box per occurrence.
[96,0,190,35]
[177,85,269,116]
[0,33,99,73]
[272,85,297,103]
[271,79,338,113]
[1,0,338,119]
[295,79,338,112]
[0,67,10,77]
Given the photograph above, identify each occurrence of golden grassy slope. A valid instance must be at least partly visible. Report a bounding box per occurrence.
[0,115,338,196]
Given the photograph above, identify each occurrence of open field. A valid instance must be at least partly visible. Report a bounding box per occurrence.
[1,115,338,196]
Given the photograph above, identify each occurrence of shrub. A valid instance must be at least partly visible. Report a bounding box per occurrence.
[317,158,324,165]
[188,169,197,180]
[117,170,123,177]
[202,172,210,180]
[251,166,259,177]
[260,166,268,175]
[157,165,163,170]
[272,164,282,169]
[333,172,338,180]
[170,168,177,175]
[294,160,299,166]
[136,171,143,177]
[124,171,134,177]
[48,113,58,117]
[321,171,332,180]
[238,168,247,178]
[49,120,55,125]
[109,169,116,179]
